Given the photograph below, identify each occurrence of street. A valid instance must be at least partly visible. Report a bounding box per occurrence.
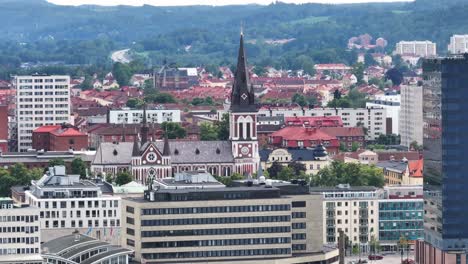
[111,48,131,63]
[345,252,415,264]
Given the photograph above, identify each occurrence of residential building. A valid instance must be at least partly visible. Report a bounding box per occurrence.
[366,92,400,135]
[394,41,437,57]
[376,159,423,186]
[15,74,71,152]
[379,186,424,252]
[121,181,339,263]
[448,34,468,54]
[0,104,8,152]
[333,149,379,165]
[41,232,133,264]
[400,84,423,148]
[270,127,340,155]
[108,108,181,124]
[0,198,42,264]
[284,116,343,128]
[310,185,383,253]
[32,124,88,151]
[320,127,366,150]
[314,64,352,74]
[92,32,260,180]
[154,65,198,91]
[24,166,122,244]
[416,55,468,263]
[259,145,330,175]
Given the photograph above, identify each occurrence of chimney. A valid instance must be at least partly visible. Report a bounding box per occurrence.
[73,229,80,242]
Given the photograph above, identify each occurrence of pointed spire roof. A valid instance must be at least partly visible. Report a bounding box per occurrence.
[230,30,256,113]
[162,135,171,156]
[132,135,140,156]
[141,103,149,144]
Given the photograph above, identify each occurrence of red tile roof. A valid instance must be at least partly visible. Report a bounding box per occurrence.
[285,116,344,128]
[34,125,61,133]
[271,127,336,141]
[51,127,86,137]
[408,159,423,178]
[320,127,365,137]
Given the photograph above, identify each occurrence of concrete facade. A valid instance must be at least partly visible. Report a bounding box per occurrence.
[108,108,181,124]
[400,84,423,148]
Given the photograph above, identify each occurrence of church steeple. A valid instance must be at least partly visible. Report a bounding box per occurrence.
[162,134,171,156]
[230,30,256,113]
[141,104,149,144]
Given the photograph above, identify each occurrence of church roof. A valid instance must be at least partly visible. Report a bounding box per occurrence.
[93,142,133,165]
[230,32,256,113]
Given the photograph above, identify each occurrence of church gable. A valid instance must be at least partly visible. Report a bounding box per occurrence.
[140,143,163,165]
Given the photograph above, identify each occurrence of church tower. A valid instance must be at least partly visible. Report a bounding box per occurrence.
[230,30,259,176]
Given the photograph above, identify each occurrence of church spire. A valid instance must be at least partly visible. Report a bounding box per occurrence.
[162,134,171,156]
[141,104,149,144]
[230,29,256,113]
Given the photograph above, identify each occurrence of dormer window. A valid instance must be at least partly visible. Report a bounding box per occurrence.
[174,149,179,155]
[195,148,200,155]
[216,148,221,154]
[113,149,118,156]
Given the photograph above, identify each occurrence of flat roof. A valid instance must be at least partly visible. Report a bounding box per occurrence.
[309,186,379,193]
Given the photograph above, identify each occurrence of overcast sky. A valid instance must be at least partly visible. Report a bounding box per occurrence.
[47,0,412,6]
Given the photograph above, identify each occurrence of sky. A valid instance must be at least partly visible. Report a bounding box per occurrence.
[47,0,412,6]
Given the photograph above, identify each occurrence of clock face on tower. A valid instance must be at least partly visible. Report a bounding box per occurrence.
[237,144,252,158]
[241,146,249,155]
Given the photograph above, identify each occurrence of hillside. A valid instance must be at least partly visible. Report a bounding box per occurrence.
[1,0,468,75]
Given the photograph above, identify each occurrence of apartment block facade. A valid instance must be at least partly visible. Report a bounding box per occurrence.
[399,84,423,148]
[24,166,121,244]
[0,198,42,264]
[448,34,468,54]
[108,108,181,124]
[15,74,71,152]
[310,185,382,252]
[395,41,437,57]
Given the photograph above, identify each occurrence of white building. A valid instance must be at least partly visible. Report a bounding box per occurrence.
[394,41,437,57]
[24,166,121,244]
[256,107,387,140]
[310,185,383,253]
[0,198,42,264]
[366,92,401,135]
[399,84,423,148]
[15,74,71,152]
[108,108,181,124]
[448,35,468,54]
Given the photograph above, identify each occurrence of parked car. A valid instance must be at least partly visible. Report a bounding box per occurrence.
[368,254,384,260]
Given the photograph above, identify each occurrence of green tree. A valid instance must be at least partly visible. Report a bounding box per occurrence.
[200,123,219,140]
[217,114,230,140]
[126,98,143,108]
[191,98,205,106]
[145,92,176,104]
[351,142,360,152]
[267,161,283,179]
[115,171,133,186]
[365,53,378,67]
[410,140,423,151]
[288,161,306,175]
[292,93,308,107]
[161,122,186,139]
[112,62,132,87]
[277,166,295,181]
[71,158,87,179]
[340,142,348,152]
[352,63,365,84]
[80,75,93,90]
[370,235,380,254]
[48,158,65,168]
[314,161,384,187]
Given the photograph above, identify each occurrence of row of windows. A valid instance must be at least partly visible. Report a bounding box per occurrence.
[40,209,117,219]
[141,204,290,215]
[0,215,38,223]
[379,211,423,220]
[142,248,291,259]
[292,222,306,229]
[292,212,306,218]
[141,215,290,226]
[141,226,291,237]
[18,78,67,83]
[44,219,119,228]
[0,236,39,244]
[41,199,116,208]
[0,248,39,255]
[292,233,306,240]
[141,237,291,248]
[379,202,424,210]
[292,244,307,250]
[0,226,38,234]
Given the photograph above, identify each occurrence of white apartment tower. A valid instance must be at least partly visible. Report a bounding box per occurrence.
[399,84,423,148]
[15,74,71,152]
[395,41,437,57]
[448,35,468,54]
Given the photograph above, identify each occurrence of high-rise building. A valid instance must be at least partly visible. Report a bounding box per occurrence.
[0,198,42,264]
[448,35,468,54]
[366,92,400,135]
[399,84,423,148]
[394,41,437,57]
[416,55,468,263]
[15,74,71,152]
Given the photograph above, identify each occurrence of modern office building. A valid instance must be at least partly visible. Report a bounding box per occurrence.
[108,108,181,124]
[399,84,423,148]
[310,185,383,253]
[24,166,122,244]
[0,198,43,264]
[394,41,437,57]
[15,74,71,152]
[41,231,133,264]
[415,55,468,263]
[378,186,424,252]
[121,177,339,263]
[448,34,468,54]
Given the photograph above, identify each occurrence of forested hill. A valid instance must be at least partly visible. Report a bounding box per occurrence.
[1,0,468,74]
